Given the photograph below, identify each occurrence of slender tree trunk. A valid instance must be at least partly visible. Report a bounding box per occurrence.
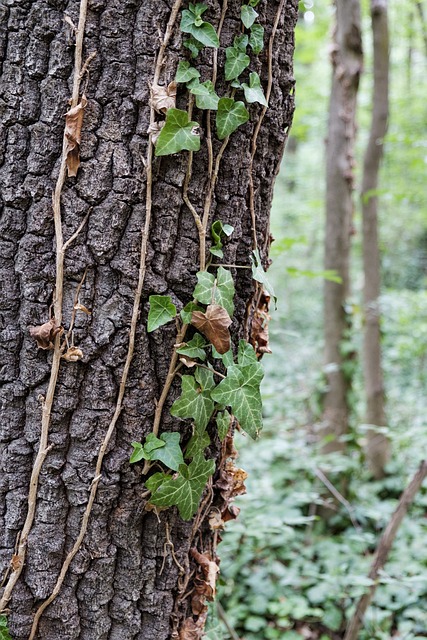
[362,0,390,478]
[0,1,297,638]
[321,0,363,452]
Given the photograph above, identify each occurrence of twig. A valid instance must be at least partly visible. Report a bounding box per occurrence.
[160,522,186,576]
[315,467,361,531]
[344,460,427,640]
[66,267,88,340]
[217,600,241,640]
[28,2,183,636]
[62,209,90,252]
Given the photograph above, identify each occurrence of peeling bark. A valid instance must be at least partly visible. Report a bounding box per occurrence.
[0,1,297,638]
[321,0,362,452]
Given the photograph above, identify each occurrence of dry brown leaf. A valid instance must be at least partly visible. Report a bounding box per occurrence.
[147,120,165,144]
[216,462,248,501]
[179,356,198,368]
[222,504,240,522]
[190,580,208,615]
[64,95,88,177]
[150,81,177,114]
[74,302,91,314]
[208,510,224,531]
[179,609,208,640]
[11,554,22,571]
[190,548,219,600]
[62,346,83,362]
[250,289,272,356]
[29,317,62,350]
[191,304,231,354]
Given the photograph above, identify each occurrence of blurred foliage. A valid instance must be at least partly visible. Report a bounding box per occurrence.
[209,0,427,638]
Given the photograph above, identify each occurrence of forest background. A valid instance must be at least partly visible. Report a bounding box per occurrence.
[210,0,427,639]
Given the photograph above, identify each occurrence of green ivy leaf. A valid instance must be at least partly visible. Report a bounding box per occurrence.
[186,429,211,458]
[234,34,249,52]
[225,47,250,81]
[210,220,234,257]
[187,79,220,110]
[249,23,264,54]
[195,364,216,391]
[211,361,264,438]
[175,60,200,83]
[216,98,249,140]
[146,472,169,493]
[193,267,235,315]
[181,8,219,48]
[184,36,204,58]
[230,79,242,89]
[0,616,12,640]
[130,441,148,463]
[216,409,231,441]
[170,374,215,432]
[147,295,177,332]
[242,72,268,106]
[181,302,204,324]
[250,248,277,304]
[238,340,258,365]
[212,346,234,369]
[241,4,258,29]
[151,432,185,471]
[249,0,260,6]
[149,454,216,519]
[176,333,207,361]
[155,109,200,157]
[189,2,208,17]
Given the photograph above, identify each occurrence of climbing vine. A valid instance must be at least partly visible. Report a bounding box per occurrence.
[0,0,289,637]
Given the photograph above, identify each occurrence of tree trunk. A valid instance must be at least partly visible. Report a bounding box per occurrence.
[362,0,390,478]
[0,1,297,638]
[321,0,362,452]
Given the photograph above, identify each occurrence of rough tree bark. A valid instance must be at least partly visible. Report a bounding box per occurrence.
[0,1,297,639]
[321,0,362,453]
[362,0,390,478]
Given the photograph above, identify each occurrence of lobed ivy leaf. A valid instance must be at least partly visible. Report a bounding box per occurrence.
[170,373,215,432]
[175,60,200,83]
[147,295,177,332]
[181,301,204,324]
[176,332,208,361]
[211,361,264,439]
[216,409,232,441]
[155,108,200,156]
[187,79,220,110]
[242,72,268,106]
[237,340,258,366]
[241,4,258,29]
[146,471,169,493]
[150,432,185,471]
[216,98,249,140]
[212,346,234,369]
[225,47,250,81]
[149,454,216,520]
[184,36,204,58]
[186,429,211,458]
[181,7,220,48]
[234,34,249,52]
[250,248,277,304]
[249,23,264,54]
[0,616,12,640]
[193,267,235,316]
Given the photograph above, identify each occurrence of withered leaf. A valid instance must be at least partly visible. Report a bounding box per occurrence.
[147,120,165,144]
[62,346,83,362]
[191,304,231,354]
[250,289,272,356]
[29,318,62,350]
[64,95,88,177]
[179,610,208,640]
[150,81,177,114]
[190,547,219,600]
[208,509,224,531]
[11,554,22,571]
[179,356,198,368]
[74,302,91,315]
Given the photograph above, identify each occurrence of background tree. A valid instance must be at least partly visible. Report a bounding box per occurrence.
[0,0,297,638]
[361,0,391,478]
[321,0,363,453]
